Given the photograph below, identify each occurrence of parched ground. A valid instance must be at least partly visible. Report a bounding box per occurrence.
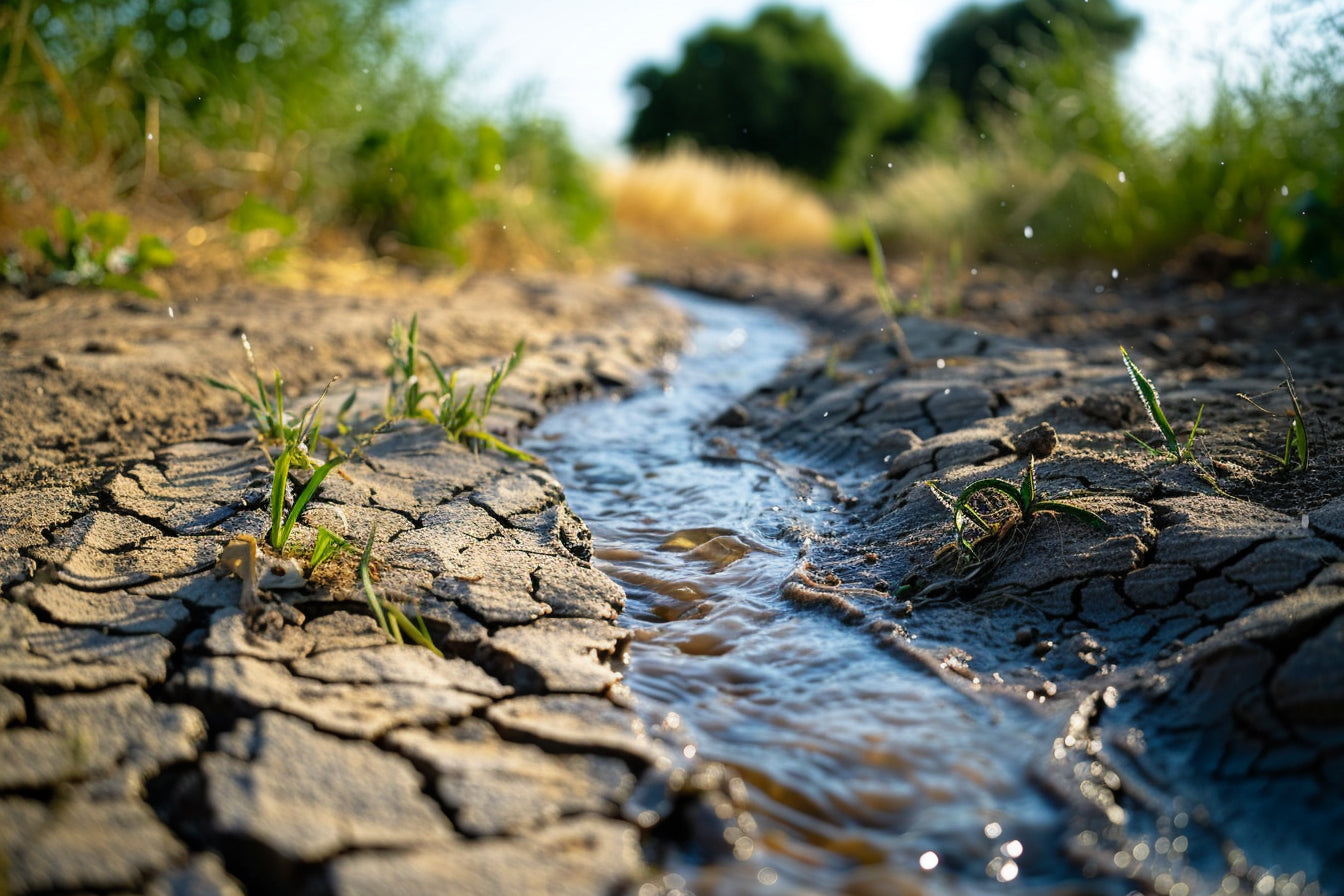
[3,247,1344,894]
[0,266,754,894]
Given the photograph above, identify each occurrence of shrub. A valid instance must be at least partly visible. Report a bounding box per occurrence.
[0,1,605,269]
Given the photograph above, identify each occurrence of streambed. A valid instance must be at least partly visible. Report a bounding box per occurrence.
[526,289,1098,895]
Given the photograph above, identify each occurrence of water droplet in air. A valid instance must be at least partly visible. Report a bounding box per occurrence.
[1023,225,1034,239]
[984,822,1003,838]
[1282,184,1289,196]
[1112,268,1119,279]
[1118,170,1126,183]
[936,358,946,369]
[920,851,939,870]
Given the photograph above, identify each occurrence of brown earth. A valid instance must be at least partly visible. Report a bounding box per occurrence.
[4,244,1344,894]
[0,260,674,493]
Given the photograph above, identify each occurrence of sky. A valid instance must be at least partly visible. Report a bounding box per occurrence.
[422,0,1330,158]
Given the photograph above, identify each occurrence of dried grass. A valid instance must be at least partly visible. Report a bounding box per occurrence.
[602,144,835,250]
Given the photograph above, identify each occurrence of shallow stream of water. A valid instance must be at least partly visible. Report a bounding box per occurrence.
[525,289,1101,895]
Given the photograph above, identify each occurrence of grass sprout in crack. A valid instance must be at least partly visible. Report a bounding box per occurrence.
[929,455,1108,564]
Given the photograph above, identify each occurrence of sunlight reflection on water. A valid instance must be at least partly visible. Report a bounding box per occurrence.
[526,288,1091,895]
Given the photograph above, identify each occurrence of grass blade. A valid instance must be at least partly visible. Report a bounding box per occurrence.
[358,528,391,635]
[276,454,343,551]
[1121,346,1178,454]
[1033,501,1109,531]
[268,448,291,550]
[381,602,443,656]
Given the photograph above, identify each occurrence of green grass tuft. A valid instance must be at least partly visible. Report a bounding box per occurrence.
[357,527,442,655]
[930,455,1108,562]
[12,206,173,297]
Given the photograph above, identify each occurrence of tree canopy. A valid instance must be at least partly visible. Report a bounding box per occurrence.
[915,0,1140,123]
[624,6,892,183]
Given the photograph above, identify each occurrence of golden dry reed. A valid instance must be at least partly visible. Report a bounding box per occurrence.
[602,143,835,249]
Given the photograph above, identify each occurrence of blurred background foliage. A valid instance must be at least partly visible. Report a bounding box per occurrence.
[0,0,605,269]
[1,0,1341,282]
[624,0,1344,280]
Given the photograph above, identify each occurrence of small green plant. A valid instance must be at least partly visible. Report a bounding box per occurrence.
[384,315,439,422]
[858,220,915,364]
[268,380,344,553]
[1238,352,1310,473]
[229,195,299,270]
[431,339,533,460]
[357,528,443,655]
[1121,347,1205,462]
[20,205,174,297]
[309,526,356,572]
[385,315,534,460]
[930,456,1108,561]
[207,335,292,443]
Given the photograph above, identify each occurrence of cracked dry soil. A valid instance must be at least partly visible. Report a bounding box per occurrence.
[3,253,1344,894]
[0,270,752,895]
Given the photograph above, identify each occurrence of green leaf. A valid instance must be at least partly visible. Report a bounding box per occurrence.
[1121,347,1179,455]
[1020,456,1037,510]
[269,448,292,550]
[860,220,899,318]
[84,211,131,259]
[1033,501,1109,531]
[97,272,158,298]
[134,234,176,270]
[23,226,60,267]
[53,206,79,245]
[229,194,298,238]
[358,528,391,634]
[381,601,443,656]
[276,454,343,548]
[309,526,353,571]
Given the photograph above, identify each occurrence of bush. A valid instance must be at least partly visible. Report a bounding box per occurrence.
[0,0,604,268]
[864,7,1344,280]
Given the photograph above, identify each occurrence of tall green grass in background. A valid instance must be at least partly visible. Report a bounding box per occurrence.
[861,9,1344,279]
[0,0,603,267]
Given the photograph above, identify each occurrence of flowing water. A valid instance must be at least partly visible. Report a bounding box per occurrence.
[525,289,1099,895]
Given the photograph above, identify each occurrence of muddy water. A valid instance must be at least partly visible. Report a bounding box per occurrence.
[526,290,1102,895]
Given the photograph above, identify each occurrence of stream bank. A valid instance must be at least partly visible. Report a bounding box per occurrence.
[636,254,1344,894]
[3,253,1344,894]
[0,272,746,895]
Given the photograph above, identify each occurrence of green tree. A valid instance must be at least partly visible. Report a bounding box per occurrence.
[625,5,893,183]
[915,0,1140,124]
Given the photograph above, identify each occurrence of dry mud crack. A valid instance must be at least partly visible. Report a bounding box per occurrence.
[6,262,1344,893]
[0,276,750,895]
